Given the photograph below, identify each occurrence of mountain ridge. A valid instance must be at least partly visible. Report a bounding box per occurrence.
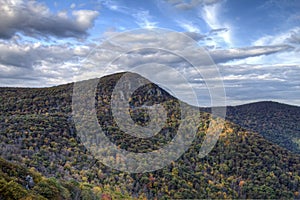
[226,100,300,154]
[0,72,299,199]
[1,85,299,108]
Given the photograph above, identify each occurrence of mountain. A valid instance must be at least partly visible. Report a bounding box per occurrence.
[226,101,300,154]
[0,72,299,199]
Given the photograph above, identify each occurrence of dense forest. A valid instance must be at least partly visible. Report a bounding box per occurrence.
[226,101,300,154]
[0,156,133,200]
[0,72,299,199]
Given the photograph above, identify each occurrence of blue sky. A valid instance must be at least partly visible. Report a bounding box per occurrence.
[0,0,299,106]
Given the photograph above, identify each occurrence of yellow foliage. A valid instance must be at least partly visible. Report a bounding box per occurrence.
[82,176,88,182]
[93,186,102,194]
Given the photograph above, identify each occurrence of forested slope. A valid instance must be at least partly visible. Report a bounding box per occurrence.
[226,101,300,154]
[0,72,299,199]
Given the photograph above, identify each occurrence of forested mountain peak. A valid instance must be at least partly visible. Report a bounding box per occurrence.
[0,72,299,199]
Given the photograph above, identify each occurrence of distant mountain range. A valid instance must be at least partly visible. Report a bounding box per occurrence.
[0,72,299,199]
[226,101,300,154]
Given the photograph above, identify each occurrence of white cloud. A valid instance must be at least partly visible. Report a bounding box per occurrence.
[201,3,233,47]
[101,0,126,12]
[0,0,99,39]
[70,3,76,9]
[0,40,91,87]
[101,1,158,29]
[133,10,158,29]
[253,27,300,47]
[73,10,99,30]
[176,20,202,33]
[164,0,222,10]
[227,28,300,67]
[216,63,300,106]
[210,45,293,63]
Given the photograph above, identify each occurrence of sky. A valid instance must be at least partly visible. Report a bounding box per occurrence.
[0,0,299,106]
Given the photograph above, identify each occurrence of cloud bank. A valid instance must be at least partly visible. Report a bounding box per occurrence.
[0,0,99,39]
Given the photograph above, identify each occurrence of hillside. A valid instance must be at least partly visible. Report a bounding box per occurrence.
[0,72,299,199]
[226,101,300,154]
[0,156,132,200]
